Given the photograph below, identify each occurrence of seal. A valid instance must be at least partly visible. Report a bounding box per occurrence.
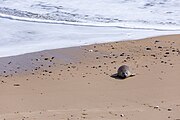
[117,65,132,79]
[111,65,135,79]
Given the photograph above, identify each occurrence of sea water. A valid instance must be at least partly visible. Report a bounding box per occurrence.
[0,0,180,57]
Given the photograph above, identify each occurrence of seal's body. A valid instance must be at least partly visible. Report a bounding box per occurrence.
[117,65,132,79]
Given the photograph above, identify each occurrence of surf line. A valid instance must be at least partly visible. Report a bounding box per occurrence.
[0,13,180,31]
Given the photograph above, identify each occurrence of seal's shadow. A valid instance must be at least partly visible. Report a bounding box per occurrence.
[110,73,125,80]
[110,73,135,80]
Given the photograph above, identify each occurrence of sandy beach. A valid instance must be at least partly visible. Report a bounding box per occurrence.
[0,34,180,120]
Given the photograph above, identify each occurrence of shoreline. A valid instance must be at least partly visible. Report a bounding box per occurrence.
[1,15,180,58]
[0,34,180,120]
[0,33,180,59]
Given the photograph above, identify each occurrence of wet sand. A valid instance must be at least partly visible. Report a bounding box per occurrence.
[0,34,180,120]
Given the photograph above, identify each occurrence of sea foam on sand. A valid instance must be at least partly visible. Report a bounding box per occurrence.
[1,17,180,57]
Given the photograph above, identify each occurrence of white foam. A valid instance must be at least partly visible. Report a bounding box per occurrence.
[1,17,180,57]
[1,13,180,31]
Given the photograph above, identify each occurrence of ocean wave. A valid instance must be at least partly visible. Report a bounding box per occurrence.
[0,7,180,31]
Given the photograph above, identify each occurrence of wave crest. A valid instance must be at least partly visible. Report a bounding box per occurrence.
[0,6,180,31]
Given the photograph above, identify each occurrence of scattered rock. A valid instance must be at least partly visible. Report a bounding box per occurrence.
[172,49,176,52]
[88,49,93,52]
[14,84,20,87]
[44,58,49,60]
[167,108,172,111]
[165,52,170,54]
[155,40,160,43]
[120,53,125,56]
[146,47,151,50]
[1,81,5,83]
[154,106,159,109]
[120,114,125,117]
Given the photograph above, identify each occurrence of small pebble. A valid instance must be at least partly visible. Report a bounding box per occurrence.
[146,47,151,50]
[14,84,20,87]
[154,106,159,109]
[167,108,172,111]
[89,49,93,52]
[44,58,49,60]
[120,114,125,117]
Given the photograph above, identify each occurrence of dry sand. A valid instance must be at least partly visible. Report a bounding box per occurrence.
[0,34,180,120]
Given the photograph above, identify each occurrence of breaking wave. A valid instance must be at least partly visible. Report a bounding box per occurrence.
[0,5,180,31]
